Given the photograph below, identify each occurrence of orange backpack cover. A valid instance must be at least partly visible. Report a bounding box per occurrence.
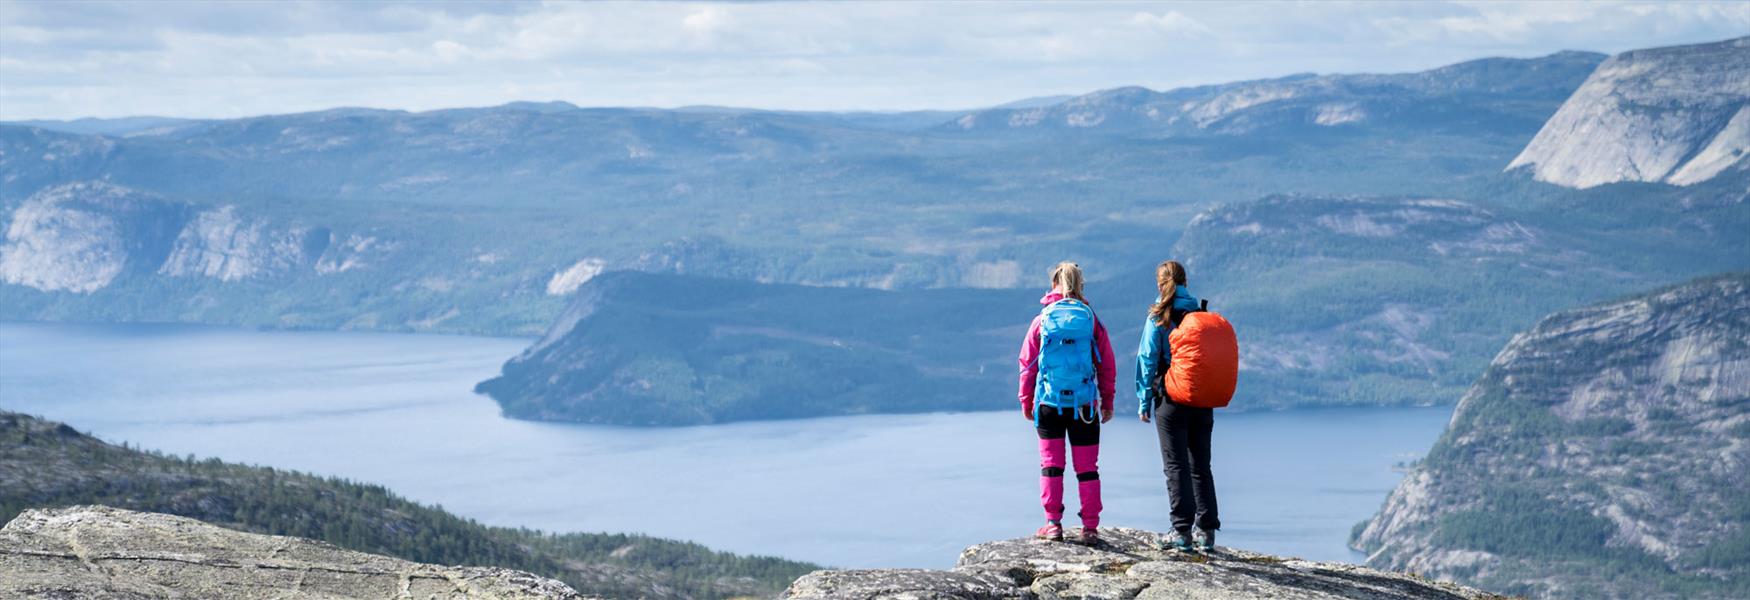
[1163,312,1239,408]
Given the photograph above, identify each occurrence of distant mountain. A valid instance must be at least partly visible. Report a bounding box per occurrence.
[4,43,1744,417]
[1507,37,1750,188]
[0,49,1608,338]
[0,411,817,599]
[948,51,1604,134]
[1352,273,1750,599]
[4,115,198,136]
[476,271,1036,425]
[990,94,1076,109]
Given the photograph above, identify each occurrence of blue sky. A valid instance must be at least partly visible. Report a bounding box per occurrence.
[2,0,1746,120]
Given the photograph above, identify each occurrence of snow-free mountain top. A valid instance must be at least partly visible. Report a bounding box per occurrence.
[1507,36,1750,188]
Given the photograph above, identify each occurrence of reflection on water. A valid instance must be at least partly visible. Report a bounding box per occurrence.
[0,321,1451,568]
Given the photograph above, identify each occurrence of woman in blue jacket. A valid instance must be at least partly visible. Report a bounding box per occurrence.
[1136,260,1220,552]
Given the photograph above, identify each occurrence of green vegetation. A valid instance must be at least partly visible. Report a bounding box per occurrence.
[0,411,817,599]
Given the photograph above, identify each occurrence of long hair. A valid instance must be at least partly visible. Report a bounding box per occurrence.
[1049,261,1088,304]
[1147,260,1187,325]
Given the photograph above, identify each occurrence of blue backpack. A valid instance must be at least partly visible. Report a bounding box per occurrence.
[1034,299,1101,423]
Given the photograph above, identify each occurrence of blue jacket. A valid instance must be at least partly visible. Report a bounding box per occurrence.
[1135,286,1202,416]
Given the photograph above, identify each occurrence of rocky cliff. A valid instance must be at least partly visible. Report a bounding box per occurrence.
[1,505,588,599]
[1352,273,1750,598]
[1507,37,1750,188]
[784,527,1500,600]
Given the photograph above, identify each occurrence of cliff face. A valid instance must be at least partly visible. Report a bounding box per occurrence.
[0,182,347,292]
[785,527,1498,600]
[1507,37,1750,188]
[1,506,588,600]
[1353,273,1750,598]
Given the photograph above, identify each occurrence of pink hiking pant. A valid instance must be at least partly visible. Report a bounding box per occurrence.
[1037,406,1103,528]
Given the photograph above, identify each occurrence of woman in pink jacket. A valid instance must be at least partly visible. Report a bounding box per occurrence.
[1017,261,1117,544]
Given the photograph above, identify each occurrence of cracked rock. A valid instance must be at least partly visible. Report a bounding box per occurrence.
[785,527,1496,600]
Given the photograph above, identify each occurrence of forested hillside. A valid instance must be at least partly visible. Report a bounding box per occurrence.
[0,411,817,599]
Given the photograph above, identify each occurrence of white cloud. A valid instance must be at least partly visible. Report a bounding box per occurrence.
[0,0,1745,120]
[1128,10,1212,38]
[681,6,733,34]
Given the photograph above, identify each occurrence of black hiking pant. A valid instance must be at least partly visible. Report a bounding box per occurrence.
[1155,400,1219,534]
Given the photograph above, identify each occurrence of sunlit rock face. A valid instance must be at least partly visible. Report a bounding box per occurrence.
[0,182,188,293]
[1508,37,1750,189]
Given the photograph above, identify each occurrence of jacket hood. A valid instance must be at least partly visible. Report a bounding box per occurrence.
[1039,291,1066,305]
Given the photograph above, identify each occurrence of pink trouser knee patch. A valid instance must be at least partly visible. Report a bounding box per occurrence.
[1040,438,1066,520]
[1073,444,1101,527]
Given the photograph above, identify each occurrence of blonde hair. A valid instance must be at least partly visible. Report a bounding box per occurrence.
[1050,261,1088,304]
[1148,260,1187,325]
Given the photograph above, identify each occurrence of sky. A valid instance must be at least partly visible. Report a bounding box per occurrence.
[1,0,1746,121]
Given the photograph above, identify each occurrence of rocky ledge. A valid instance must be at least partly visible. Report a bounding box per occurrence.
[785,528,1500,600]
[0,505,588,600]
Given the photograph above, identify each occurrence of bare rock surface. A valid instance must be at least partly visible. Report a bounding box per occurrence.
[1507,36,1750,188]
[785,527,1497,600]
[0,505,590,600]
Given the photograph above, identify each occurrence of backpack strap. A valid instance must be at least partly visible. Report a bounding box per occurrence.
[1168,298,1210,327]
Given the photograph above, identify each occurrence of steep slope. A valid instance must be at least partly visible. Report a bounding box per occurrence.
[1351,273,1750,599]
[1507,37,1750,188]
[2,506,586,600]
[785,528,1499,600]
[0,411,818,599]
[476,270,1036,425]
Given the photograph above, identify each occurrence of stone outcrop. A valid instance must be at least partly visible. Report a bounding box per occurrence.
[785,527,1499,600]
[0,505,589,599]
[1507,37,1750,188]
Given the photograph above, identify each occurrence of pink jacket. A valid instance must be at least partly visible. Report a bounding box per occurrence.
[1018,292,1117,415]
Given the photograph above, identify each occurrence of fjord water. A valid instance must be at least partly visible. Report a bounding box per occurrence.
[0,321,1451,568]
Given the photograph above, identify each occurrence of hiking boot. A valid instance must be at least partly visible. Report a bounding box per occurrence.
[1161,530,1194,553]
[1036,522,1064,542]
[1194,529,1217,552]
[1076,527,1100,545]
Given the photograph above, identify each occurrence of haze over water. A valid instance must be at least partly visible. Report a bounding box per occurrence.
[0,321,1451,568]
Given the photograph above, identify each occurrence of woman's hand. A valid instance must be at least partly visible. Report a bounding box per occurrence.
[1101,409,1114,424]
[1022,403,1034,421]
[1139,413,1151,423]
